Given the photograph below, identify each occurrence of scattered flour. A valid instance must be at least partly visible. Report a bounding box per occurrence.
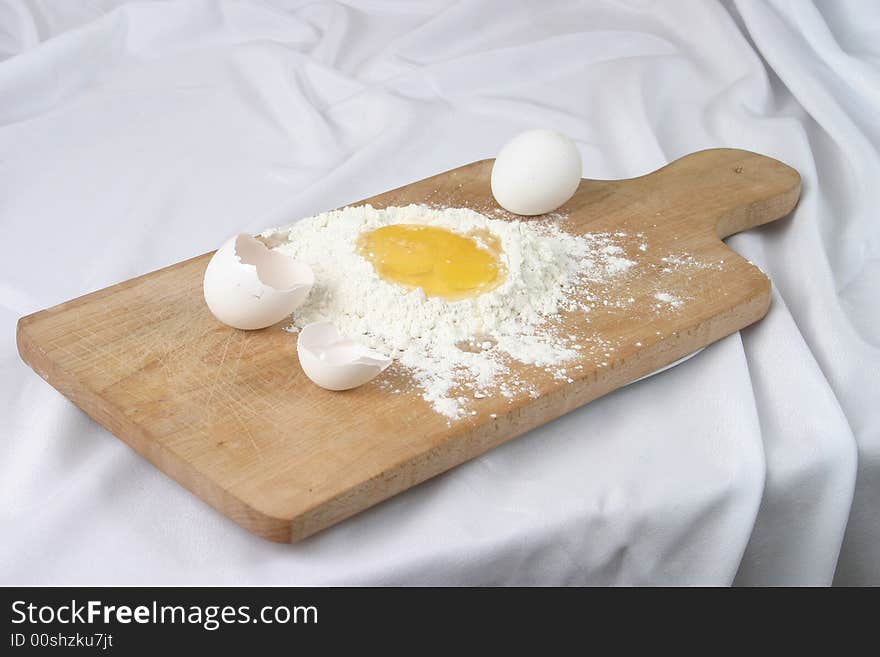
[264,204,637,419]
[654,292,684,308]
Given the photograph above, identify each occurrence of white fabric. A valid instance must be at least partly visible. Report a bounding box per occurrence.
[1,0,877,586]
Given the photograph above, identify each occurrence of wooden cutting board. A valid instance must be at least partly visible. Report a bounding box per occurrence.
[17,148,800,542]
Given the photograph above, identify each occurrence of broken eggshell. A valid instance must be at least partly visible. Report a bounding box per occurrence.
[297,321,392,391]
[203,233,313,330]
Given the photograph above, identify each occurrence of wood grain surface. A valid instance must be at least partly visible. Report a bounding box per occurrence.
[17,148,801,542]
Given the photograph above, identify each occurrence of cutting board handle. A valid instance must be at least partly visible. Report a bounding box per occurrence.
[625,148,802,239]
[571,148,801,239]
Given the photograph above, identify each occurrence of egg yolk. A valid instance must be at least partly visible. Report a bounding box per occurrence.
[357,224,504,300]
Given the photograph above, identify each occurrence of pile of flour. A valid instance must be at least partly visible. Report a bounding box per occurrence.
[265,204,636,419]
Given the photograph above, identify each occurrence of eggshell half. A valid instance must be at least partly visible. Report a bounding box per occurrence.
[297,321,392,391]
[203,233,314,330]
[490,129,583,215]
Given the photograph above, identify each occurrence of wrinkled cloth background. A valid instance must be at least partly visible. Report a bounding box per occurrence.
[1,0,877,586]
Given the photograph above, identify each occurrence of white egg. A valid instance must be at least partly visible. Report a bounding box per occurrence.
[297,321,391,391]
[203,233,313,330]
[490,129,583,215]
